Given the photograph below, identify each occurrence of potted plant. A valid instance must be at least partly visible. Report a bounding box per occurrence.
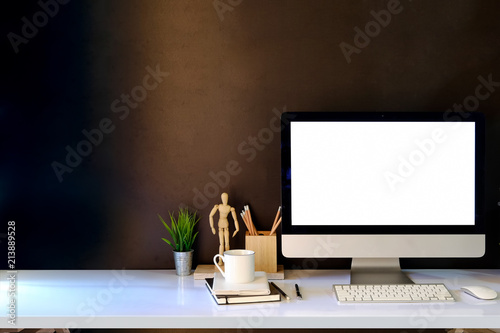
[158,208,200,276]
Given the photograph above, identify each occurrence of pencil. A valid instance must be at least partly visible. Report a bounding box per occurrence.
[243,207,256,235]
[240,212,251,234]
[245,205,257,235]
[269,206,281,236]
[270,217,282,236]
[272,206,281,229]
[270,282,290,300]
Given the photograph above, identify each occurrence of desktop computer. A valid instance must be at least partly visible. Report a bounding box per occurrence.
[281,111,485,287]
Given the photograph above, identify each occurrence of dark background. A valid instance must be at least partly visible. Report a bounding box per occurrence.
[1,0,499,270]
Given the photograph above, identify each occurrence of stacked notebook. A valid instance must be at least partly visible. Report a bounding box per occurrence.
[205,271,281,305]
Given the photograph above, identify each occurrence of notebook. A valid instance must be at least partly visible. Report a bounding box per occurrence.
[211,271,271,296]
[205,278,281,305]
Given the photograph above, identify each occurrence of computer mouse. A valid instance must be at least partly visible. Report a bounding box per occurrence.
[461,286,498,300]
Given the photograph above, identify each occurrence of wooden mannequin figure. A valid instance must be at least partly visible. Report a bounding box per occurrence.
[209,192,239,265]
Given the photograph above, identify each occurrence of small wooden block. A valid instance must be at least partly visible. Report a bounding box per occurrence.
[194,264,285,280]
[193,264,218,280]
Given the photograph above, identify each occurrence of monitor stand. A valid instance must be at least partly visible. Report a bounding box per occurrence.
[350,258,414,285]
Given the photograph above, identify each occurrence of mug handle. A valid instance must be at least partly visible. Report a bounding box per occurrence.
[213,254,225,278]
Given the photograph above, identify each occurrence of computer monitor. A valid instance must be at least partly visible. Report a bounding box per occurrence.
[281,112,485,284]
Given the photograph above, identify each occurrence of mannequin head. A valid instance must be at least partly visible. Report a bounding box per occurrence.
[221,192,228,205]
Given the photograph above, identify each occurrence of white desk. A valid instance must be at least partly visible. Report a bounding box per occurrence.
[1,269,499,329]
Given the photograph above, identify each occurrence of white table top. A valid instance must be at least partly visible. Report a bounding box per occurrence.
[1,269,499,329]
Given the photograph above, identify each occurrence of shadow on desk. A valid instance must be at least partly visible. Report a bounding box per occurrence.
[6,328,498,333]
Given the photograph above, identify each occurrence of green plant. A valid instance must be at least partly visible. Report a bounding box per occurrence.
[158,208,199,252]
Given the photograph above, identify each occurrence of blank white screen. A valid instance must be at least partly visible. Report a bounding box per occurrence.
[290,122,475,226]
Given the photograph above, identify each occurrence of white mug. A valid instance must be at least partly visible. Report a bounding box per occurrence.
[213,249,255,284]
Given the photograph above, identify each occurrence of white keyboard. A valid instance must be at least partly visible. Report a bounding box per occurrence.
[333,284,455,303]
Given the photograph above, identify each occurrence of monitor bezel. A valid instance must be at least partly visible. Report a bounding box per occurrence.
[280,111,485,236]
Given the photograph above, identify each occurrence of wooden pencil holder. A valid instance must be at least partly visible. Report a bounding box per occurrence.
[245,231,277,273]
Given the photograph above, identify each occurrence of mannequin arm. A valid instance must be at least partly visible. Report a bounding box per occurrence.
[231,207,239,237]
[209,205,218,235]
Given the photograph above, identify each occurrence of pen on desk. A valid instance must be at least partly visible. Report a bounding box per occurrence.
[295,283,302,300]
[270,282,290,300]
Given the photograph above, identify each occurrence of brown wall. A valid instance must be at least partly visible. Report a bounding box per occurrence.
[3,0,500,269]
